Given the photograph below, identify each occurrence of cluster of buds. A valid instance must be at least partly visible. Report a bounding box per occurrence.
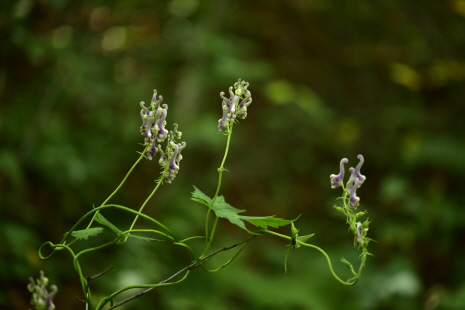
[330,154,366,208]
[330,155,370,246]
[140,90,186,183]
[158,128,186,183]
[218,79,252,132]
[27,271,57,310]
[140,90,168,159]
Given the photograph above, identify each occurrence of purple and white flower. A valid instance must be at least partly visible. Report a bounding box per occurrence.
[218,79,252,132]
[330,158,348,189]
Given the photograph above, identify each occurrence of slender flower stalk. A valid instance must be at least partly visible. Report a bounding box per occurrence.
[203,79,252,257]
[128,90,186,232]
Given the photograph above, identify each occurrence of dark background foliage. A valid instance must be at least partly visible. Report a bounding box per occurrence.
[2,0,465,309]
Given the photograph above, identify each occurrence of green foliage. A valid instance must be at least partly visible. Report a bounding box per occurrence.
[95,213,123,237]
[3,0,465,309]
[71,227,104,240]
[26,82,373,310]
[191,186,293,231]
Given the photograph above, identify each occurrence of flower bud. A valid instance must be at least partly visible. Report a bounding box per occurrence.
[151,89,163,110]
[347,169,361,208]
[356,222,363,244]
[155,104,169,142]
[145,142,158,160]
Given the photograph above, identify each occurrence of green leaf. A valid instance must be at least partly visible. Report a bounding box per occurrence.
[125,234,163,242]
[297,233,315,244]
[213,196,248,230]
[192,186,246,230]
[341,257,356,275]
[71,227,104,240]
[240,215,293,230]
[95,213,123,237]
[191,186,293,231]
[191,186,213,207]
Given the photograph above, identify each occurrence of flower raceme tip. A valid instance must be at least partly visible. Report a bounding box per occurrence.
[28,271,57,310]
[218,79,252,132]
[330,155,366,208]
[139,89,186,183]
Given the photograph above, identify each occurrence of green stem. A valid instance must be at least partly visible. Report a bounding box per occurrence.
[262,230,291,240]
[202,123,234,257]
[127,175,164,235]
[64,149,147,249]
[123,229,176,241]
[262,230,359,286]
[88,147,148,228]
[96,270,192,310]
[298,242,358,286]
[178,236,206,243]
[39,205,176,261]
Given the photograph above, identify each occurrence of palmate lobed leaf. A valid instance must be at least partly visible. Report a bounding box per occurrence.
[71,227,105,240]
[95,213,123,236]
[191,186,293,231]
[239,216,294,230]
[70,227,160,242]
[126,235,163,242]
[95,212,162,242]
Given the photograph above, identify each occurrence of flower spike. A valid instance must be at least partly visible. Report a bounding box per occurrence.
[139,89,186,182]
[218,79,252,132]
[28,271,57,310]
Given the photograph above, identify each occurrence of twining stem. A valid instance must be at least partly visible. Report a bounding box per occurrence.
[99,234,255,310]
[202,122,234,257]
[298,242,358,286]
[127,145,176,239]
[125,170,167,241]
[87,146,148,229]
[262,230,361,286]
[61,147,148,250]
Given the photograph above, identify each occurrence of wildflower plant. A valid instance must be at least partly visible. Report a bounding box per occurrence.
[28,271,57,310]
[34,79,374,309]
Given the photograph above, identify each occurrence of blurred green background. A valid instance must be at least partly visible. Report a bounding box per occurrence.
[2,0,465,309]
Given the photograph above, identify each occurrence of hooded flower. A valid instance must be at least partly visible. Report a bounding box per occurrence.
[154,104,169,142]
[330,158,348,189]
[145,142,158,160]
[164,141,186,183]
[140,102,155,144]
[353,154,366,186]
[347,167,361,208]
